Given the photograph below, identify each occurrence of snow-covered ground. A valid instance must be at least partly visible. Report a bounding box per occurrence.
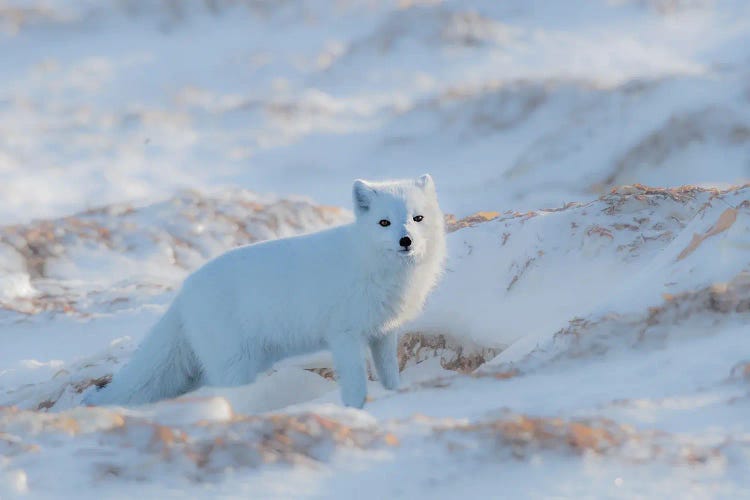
[2,1,750,498]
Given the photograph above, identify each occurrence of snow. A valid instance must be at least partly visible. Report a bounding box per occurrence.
[2,0,750,498]
[2,0,750,222]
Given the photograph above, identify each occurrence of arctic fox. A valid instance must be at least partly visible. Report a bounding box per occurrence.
[84,175,446,408]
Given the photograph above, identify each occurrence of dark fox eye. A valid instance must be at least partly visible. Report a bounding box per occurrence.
[413,215,424,222]
[379,219,391,227]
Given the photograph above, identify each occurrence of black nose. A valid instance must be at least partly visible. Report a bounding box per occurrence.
[399,236,412,248]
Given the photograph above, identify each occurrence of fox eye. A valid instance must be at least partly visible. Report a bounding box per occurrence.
[413,215,424,222]
[379,219,391,227]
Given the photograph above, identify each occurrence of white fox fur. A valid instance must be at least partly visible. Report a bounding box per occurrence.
[83,175,446,408]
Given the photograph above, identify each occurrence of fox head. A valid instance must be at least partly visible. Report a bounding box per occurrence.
[352,174,445,263]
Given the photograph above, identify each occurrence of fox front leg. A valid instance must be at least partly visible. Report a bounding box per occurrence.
[329,332,368,408]
[369,332,400,390]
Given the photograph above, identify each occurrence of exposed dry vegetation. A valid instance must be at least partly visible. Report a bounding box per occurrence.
[398,333,500,373]
[437,413,724,465]
[0,405,392,483]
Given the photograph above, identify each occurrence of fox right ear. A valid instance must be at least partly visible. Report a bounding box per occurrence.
[352,180,375,214]
[416,173,435,193]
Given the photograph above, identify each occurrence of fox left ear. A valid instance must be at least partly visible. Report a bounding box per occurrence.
[416,174,435,192]
[353,179,376,214]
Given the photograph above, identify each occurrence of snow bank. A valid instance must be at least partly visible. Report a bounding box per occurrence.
[0,189,349,319]
[1,184,749,497]
[415,185,750,349]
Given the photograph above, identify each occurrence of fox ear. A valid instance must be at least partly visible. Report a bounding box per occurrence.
[416,174,435,192]
[352,179,375,214]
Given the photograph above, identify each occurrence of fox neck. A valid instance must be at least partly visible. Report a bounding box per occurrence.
[347,222,445,333]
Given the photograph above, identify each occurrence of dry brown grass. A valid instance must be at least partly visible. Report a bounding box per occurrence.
[440,415,624,456]
[398,332,500,374]
[445,211,500,233]
[436,413,723,465]
[302,332,500,385]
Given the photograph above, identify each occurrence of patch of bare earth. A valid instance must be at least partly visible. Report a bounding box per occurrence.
[398,333,501,373]
[0,405,394,483]
[1,404,726,484]
[96,413,390,481]
[445,211,500,232]
[306,333,501,383]
[435,413,724,465]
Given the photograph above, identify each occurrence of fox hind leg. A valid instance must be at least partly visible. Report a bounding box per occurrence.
[329,333,367,408]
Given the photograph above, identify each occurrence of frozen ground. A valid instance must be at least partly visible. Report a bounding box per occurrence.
[1,185,749,498]
[1,0,750,498]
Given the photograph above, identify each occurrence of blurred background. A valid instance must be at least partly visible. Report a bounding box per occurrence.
[1,0,749,223]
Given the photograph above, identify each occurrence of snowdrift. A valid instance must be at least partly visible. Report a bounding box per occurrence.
[1,184,748,497]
